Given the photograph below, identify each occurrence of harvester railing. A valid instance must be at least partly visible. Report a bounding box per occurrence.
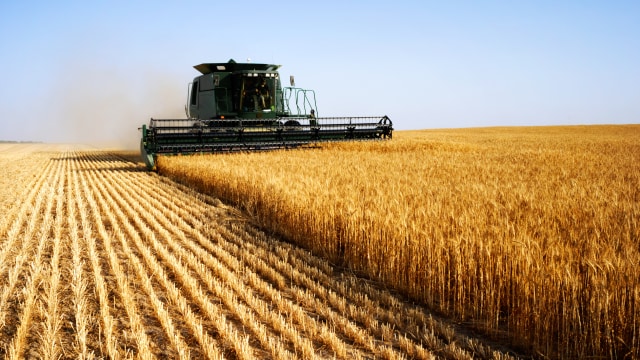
[282,87,318,116]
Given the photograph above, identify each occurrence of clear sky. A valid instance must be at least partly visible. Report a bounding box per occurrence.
[1,1,638,147]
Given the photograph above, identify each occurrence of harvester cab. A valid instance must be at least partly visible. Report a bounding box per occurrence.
[140,59,393,170]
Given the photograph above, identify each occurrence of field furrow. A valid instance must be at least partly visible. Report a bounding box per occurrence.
[0,144,519,359]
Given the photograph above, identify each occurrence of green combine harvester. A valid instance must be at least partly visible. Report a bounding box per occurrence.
[139,59,393,170]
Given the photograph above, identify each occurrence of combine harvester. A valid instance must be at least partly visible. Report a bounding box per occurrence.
[139,59,393,170]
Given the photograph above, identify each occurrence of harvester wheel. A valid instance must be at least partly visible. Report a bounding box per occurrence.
[284,120,301,131]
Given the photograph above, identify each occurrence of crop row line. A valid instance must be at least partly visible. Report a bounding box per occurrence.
[78,152,225,359]
[85,152,303,359]
[3,152,65,358]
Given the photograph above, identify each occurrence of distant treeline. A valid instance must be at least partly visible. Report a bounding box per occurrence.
[0,140,43,143]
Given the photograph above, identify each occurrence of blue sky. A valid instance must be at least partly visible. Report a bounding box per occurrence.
[1,1,638,147]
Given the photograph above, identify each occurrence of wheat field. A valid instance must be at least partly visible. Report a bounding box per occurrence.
[159,125,640,359]
[0,143,518,359]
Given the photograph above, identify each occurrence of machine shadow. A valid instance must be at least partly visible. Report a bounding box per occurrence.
[51,151,147,173]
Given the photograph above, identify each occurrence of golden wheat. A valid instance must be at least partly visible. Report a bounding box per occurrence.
[160,125,640,359]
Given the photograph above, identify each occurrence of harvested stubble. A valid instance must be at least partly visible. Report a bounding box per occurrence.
[159,125,640,359]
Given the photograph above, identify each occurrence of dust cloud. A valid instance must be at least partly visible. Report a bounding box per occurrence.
[46,62,186,150]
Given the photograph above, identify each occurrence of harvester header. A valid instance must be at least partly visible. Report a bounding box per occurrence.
[139,59,393,170]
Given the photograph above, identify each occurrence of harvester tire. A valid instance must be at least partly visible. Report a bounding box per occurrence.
[284,120,301,131]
